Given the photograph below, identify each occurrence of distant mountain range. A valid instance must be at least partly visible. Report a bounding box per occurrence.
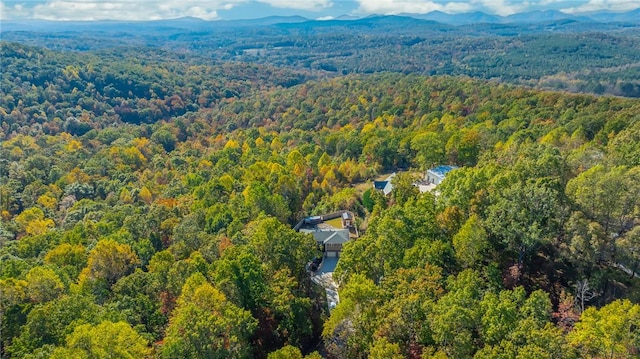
[399,9,640,25]
[2,8,640,33]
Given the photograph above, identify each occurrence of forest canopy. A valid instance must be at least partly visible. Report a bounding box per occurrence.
[1,32,640,358]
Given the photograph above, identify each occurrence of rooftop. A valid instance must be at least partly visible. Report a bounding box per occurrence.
[428,165,459,177]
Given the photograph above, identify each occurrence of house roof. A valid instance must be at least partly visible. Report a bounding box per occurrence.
[300,228,350,245]
[374,172,396,195]
[383,181,393,196]
[323,230,350,245]
[427,165,459,178]
[373,181,387,190]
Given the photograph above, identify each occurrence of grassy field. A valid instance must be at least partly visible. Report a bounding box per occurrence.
[324,217,343,229]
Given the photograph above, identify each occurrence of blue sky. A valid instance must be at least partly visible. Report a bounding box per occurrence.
[1,0,639,21]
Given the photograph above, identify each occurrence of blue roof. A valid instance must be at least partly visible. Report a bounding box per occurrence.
[429,165,459,177]
[373,173,397,193]
[373,181,388,190]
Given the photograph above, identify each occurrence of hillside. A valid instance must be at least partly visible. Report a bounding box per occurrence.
[2,13,640,97]
[1,39,640,358]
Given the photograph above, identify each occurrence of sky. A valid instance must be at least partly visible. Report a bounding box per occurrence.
[1,0,639,21]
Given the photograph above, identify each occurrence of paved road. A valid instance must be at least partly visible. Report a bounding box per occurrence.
[312,256,340,312]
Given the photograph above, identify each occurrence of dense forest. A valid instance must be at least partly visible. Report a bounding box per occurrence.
[1,25,640,359]
[3,15,640,97]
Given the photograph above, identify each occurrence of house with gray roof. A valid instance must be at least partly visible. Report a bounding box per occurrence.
[300,228,351,258]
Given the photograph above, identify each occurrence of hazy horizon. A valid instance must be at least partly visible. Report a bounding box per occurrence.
[2,0,639,21]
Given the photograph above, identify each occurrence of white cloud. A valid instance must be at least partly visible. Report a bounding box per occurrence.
[355,0,639,16]
[257,0,332,11]
[1,1,32,19]
[354,0,541,15]
[471,0,528,15]
[0,0,333,21]
[562,0,640,13]
[1,0,241,20]
[356,0,471,14]
[1,0,639,20]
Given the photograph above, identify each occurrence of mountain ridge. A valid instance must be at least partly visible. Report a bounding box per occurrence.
[2,8,640,32]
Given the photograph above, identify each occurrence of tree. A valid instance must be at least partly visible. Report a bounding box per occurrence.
[486,176,561,270]
[480,288,526,346]
[7,294,103,357]
[369,337,403,359]
[267,345,321,359]
[162,273,257,359]
[268,269,313,347]
[475,319,574,359]
[111,268,167,339]
[243,182,291,223]
[411,131,445,170]
[376,265,444,355]
[563,211,607,271]
[390,172,419,206]
[568,299,640,358]
[14,207,55,236]
[245,217,318,282]
[618,226,640,278]
[25,266,65,303]
[452,214,489,268]
[213,247,267,313]
[44,243,87,273]
[267,345,303,359]
[51,321,150,359]
[566,165,639,235]
[429,270,485,359]
[151,126,178,152]
[79,239,140,286]
[323,274,380,359]
[574,279,598,314]
[607,121,640,166]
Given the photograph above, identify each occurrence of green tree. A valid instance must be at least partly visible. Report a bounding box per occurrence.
[25,266,65,303]
[452,214,489,268]
[486,176,561,269]
[245,217,318,282]
[213,247,267,313]
[376,265,444,355]
[80,239,140,286]
[391,172,420,206]
[267,345,321,359]
[111,268,167,339]
[7,294,103,357]
[568,299,640,359]
[411,132,445,170]
[369,337,403,359]
[566,165,640,235]
[429,270,485,359]
[618,226,640,278]
[267,345,303,359]
[44,243,88,277]
[51,321,150,359]
[243,182,291,223]
[323,274,380,359]
[162,273,257,359]
[268,269,313,347]
[607,121,640,166]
